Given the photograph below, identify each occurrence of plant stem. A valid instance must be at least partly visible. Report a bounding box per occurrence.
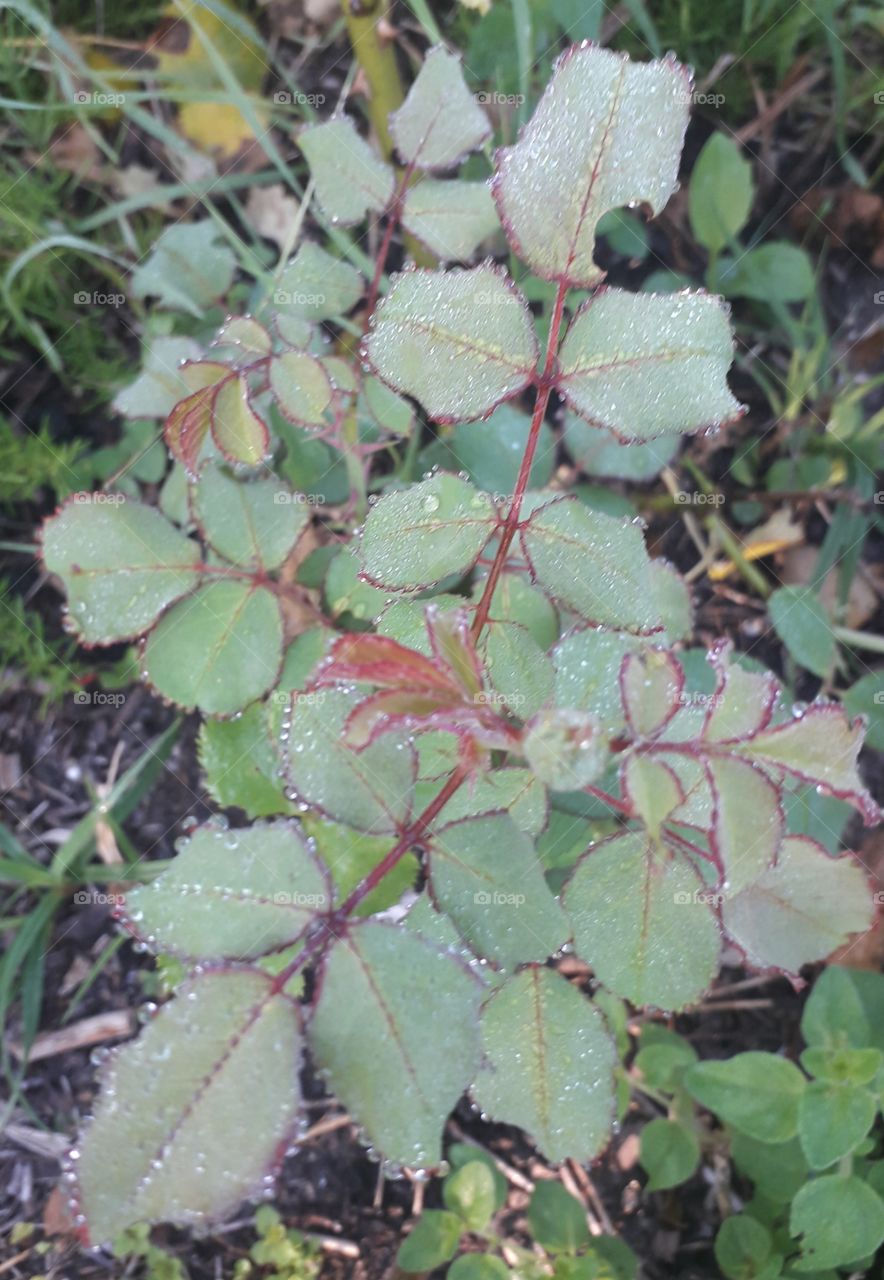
[342,0,404,161]
[471,280,568,640]
[833,626,884,656]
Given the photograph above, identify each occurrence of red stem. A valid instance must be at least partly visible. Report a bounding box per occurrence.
[364,164,415,327]
[583,784,632,817]
[470,280,569,640]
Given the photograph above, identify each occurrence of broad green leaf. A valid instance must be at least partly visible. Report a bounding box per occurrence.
[802,1045,882,1086]
[193,467,308,570]
[308,921,481,1165]
[77,970,301,1243]
[481,621,554,717]
[448,1256,509,1280]
[124,821,331,960]
[713,1215,772,1280]
[428,767,548,839]
[282,686,414,835]
[801,966,870,1050]
[721,836,874,973]
[520,497,660,632]
[768,586,835,678]
[620,648,683,737]
[730,1134,808,1205]
[390,47,490,169]
[473,967,616,1162]
[447,1144,508,1210]
[708,756,783,894]
[427,814,566,968]
[397,1210,463,1272]
[557,290,739,443]
[621,755,684,837]
[402,179,499,261]
[112,336,202,418]
[714,242,815,303]
[493,46,689,287]
[325,547,391,622]
[739,705,880,824]
[271,242,364,322]
[453,403,555,494]
[564,831,720,1010]
[634,1030,697,1091]
[364,265,538,422]
[522,707,610,790]
[688,133,754,256]
[359,375,414,439]
[143,580,281,713]
[703,656,778,743]
[480,571,558,649]
[377,596,464,651]
[443,1161,497,1232]
[131,222,237,317]
[41,499,200,644]
[211,375,269,467]
[299,117,394,224]
[640,1117,700,1191]
[564,413,680,481]
[843,672,884,752]
[360,473,497,589]
[789,1174,884,1271]
[684,1052,806,1143]
[198,704,292,818]
[215,315,272,355]
[798,1080,877,1169]
[527,1181,590,1252]
[301,816,418,916]
[553,628,638,734]
[269,350,333,428]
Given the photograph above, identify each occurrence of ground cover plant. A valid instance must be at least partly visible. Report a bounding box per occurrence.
[33,35,884,1258]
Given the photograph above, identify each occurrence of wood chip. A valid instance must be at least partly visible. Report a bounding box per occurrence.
[8,1009,134,1062]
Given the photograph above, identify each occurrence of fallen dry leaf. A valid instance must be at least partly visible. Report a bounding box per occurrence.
[244,181,301,249]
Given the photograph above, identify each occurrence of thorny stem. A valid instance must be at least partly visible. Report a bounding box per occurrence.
[470,280,569,640]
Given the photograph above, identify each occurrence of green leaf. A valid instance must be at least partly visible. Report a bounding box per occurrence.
[473,967,616,1162]
[552,628,637,734]
[272,242,364,322]
[688,133,754,256]
[364,265,538,423]
[522,708,610,790]
[324,547,390,622]
[730,1134,808,1205]
[298,117,394,224]
[143,580,283,715]
[768,587,835,678]
[797,1080,877,1169]
[77,969,301,1243]
[708,755,784,895]
[843,672,884,752]
[112,336,202,418]
[621,755,683,837]
[123,821,330,960]
[713,1214,772,1280]
[443,1160,497,1232]
[620,648,683,738]
[360,473,497,589]
[301,816,418,916]
[478,570,559,649]
[801,966,870,1051]
[493,46,688,287]
[211,375,270,468]
[564,413,680,481]
[527,1181,590,1252]
[789,1175,884,1271]
[131,222,236,318]
[390,47,490,170]
[557,289,739,444]
[714,243,815,303]
[428,767,548,839]
[427,814,567,968]
[402,179,499,261]
[282,686,415,835]
[308,921,481,1166]
[41,499,201,644]
[453,402,554,494]
[634,1033,697,1091]
[520,497,660,632]
[269,350,334,428]
[721,836,874,974]
[359,375,414,439]
[481,621,554,717]
[198,703,292,818]
[193,467,308,570]
[448,1257,510,1280]
[447,1144,508,1210]
[640,1117,700,1191]
[397,1210,463,1272]
[564,831,720,1010]
[684,1052,806,1143]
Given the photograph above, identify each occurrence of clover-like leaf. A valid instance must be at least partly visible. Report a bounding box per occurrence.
[390,46,490,170]
[473,966,616,1162]
[268,350,334,428]
[564,831,720,1010]
[557,289,740,443]
[402,179,499,262]
[520,496,660,632]
[281,686,415,835]
[123,822,331,960]
[143,580,283,715]
[493,46,689,287]
[131,222,237,317]
[193,467,308,570]
[426,814,567,968]
[77,969,301,1244]
[41,499,201,644]
[721,835,875,973]
[299,117,395,225]
[360,473,497,590]
[364,265,538,423]
[271,241,364,322]
[308,921,481,1166]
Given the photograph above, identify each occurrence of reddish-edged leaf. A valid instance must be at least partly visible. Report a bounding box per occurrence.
[210,375,270,467]
[390,46,490,170]
[620,648,684,738]
[268,350,333,428]
[708,755,783,894]
[622,755,685,838]
[299,117,395,224]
